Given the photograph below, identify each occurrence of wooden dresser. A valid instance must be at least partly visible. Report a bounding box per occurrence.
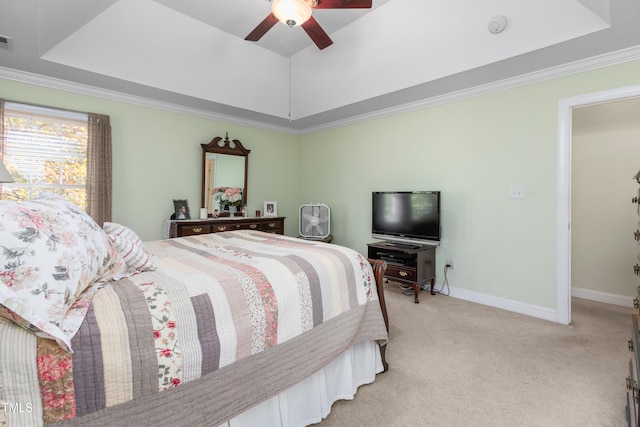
[627,297,640,427]
[166,216,285,238]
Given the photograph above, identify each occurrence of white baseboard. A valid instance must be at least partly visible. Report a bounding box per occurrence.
[571,287,633,308]
[442,286,558,323]
[423,284,633,323]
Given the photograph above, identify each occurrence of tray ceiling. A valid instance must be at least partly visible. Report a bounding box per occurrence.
[0,0,639,133]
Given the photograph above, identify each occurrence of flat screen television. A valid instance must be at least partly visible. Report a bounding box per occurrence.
[372,191,441,247]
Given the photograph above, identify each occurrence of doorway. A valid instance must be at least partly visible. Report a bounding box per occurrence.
[557,84,640,324]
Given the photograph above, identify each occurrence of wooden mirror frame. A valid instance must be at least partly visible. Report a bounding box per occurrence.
[201,133,250,217]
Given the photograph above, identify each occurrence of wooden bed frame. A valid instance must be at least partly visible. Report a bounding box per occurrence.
[369,258,389,371]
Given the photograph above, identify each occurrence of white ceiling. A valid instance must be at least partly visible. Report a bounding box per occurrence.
[1,0,639,133]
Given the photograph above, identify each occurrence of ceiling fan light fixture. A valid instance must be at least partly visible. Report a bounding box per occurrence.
[272,0,312,28]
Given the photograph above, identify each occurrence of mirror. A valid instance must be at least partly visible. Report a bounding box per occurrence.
[201,133,250,217]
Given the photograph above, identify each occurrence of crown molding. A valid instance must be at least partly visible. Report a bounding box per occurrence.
[2,44,640,136]
[0,66,297,135]
[300,44,640,135]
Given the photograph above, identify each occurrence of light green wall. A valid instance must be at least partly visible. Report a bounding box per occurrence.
[2,58,640,312]
[0,80,302,240]
[214,155,244,188]
[300,59,640,310]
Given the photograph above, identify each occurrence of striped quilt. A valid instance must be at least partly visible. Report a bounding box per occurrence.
[0,230,387,426]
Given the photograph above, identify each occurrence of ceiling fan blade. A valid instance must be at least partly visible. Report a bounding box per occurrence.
[301,16,333,50]
[313,0,372,9]
[245,13,279,42]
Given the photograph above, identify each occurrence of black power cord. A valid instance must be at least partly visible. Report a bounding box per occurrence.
[432,265,451,296]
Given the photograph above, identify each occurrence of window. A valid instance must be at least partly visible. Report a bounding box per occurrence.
[1,99,113,226]
[1,102,89,209]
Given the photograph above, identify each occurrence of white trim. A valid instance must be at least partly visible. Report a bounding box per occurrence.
[556,98,573,325]
[557,84,640,325]
[434,284,633,324]
[5,101,88,121]
[444,286,558,323]
[1,46,640,135]
[571,287,634,308]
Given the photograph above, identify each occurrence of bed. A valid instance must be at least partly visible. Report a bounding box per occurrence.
[0,193,388,427]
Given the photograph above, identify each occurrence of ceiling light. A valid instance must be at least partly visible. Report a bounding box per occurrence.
[272,0,312,28]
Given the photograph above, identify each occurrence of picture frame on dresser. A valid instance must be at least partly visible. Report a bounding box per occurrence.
[264,201,277,217]
[172,199,191,220]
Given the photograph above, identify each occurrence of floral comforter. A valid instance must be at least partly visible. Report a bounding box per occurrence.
[0,230,386,426]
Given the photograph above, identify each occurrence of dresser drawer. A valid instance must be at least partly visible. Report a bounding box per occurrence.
[385,263,417,283]
[236,222,262,231]
[262,220,283,233]
[212,223,233,233]
[179,224,211,236]
[168,217,285,238]
[213,222,262,232]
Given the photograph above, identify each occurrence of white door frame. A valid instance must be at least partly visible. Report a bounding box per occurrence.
[557,84,640,324]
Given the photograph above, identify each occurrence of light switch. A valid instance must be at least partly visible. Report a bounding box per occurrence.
[509,185,525,199]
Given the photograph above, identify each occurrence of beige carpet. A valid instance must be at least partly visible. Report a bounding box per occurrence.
[315,283,631,427]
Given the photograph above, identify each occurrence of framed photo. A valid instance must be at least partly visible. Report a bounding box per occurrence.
[173,199,191,220]
[263,201,277,217]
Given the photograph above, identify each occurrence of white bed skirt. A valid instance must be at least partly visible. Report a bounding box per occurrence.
[218,340,384,427]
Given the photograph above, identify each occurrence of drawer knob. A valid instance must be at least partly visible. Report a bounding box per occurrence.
[268,223,276,228]
[250,224,258,229]
[217,226,227,231]
[193,227,202,233]
[399,271,408,277]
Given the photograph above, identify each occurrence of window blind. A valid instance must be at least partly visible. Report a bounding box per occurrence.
[1,102,89,206]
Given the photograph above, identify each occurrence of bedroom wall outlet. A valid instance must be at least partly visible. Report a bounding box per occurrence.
[446,258,454,268]
[509,185,525,199]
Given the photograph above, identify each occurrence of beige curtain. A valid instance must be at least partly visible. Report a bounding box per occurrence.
[86,113,112,226]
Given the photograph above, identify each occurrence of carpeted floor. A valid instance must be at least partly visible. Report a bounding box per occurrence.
[315,283,631,427]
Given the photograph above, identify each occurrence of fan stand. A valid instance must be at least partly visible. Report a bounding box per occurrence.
[296,234,333,244]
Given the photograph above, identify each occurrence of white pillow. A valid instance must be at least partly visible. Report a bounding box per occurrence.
[103,222,156,273]
[0,193,125,351]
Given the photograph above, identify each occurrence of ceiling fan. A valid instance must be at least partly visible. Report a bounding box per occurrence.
[245,0,372,50]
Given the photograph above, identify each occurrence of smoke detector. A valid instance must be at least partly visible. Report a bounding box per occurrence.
[488,15,507,34]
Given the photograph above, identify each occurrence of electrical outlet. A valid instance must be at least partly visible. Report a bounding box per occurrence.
[509,185,525,199]
[446,258,454,268]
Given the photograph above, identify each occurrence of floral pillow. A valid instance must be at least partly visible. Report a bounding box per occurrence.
[0,192,125,351]
[103,222,156,274]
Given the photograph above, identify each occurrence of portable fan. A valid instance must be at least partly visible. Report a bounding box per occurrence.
[299,203,331,239]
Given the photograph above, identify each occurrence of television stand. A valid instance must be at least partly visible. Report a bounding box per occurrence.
[383,242,420,250]
[367,241,436,303]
